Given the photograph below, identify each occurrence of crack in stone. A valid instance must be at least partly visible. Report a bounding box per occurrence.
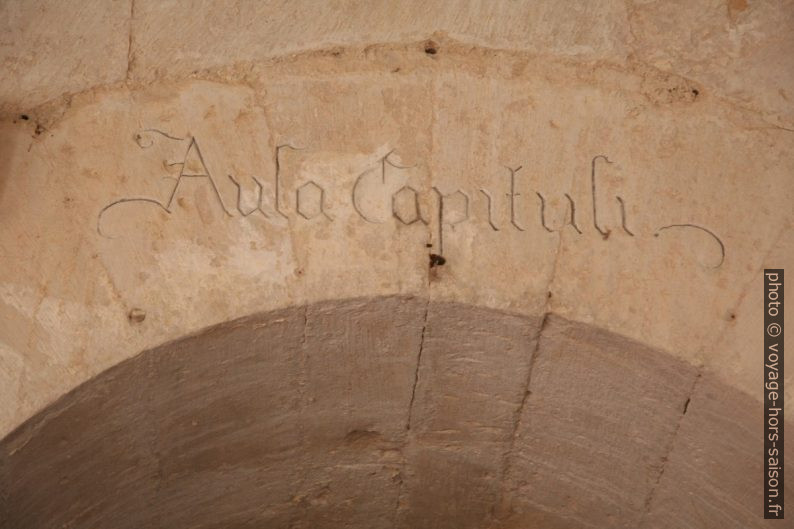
[542,168,578,308]
[426,73,439,271]
[733,223,787,313]
[623,0,639,52]
[96,257,124,303]
[546,231,564,308]
[542,147,584,308]
[300,304,308,346]
[287,303,312,529]
[392,75,435,518]
[637,370,702,526]
[406,298,430,432]
[490,311,550,525]
[703,222,788,367]
[125,0,136,83]
[390,297,430,528]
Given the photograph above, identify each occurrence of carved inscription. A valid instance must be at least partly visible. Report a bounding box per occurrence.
[97,135,231,236]
[98,130,726,268]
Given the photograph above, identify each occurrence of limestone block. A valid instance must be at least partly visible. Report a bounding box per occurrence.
[0,1,792,527]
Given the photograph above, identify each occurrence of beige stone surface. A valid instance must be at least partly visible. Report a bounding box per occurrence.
[0,0,131,112]
[1,40,791,434]
[4,1,792,128]
[126,0,630,79]
[628,0,794,127]
[0,0,793,526]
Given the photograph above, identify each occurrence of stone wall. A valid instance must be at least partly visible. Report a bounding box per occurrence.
[0,1,792,527]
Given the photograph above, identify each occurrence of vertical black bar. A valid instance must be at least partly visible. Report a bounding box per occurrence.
[765,269,784,519]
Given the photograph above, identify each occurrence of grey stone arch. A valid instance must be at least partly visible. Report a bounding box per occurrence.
[1,296,788,529]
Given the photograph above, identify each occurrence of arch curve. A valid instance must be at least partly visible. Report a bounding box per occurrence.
[1,297,784,528]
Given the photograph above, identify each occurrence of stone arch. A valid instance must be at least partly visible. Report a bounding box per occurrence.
[2,1,793,527]
[1,297,789,528]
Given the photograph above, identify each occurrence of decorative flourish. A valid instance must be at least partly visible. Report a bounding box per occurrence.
[654,224,725,268]
[133,128,184,149]
[97,197,170,238]
[98,133,726,269]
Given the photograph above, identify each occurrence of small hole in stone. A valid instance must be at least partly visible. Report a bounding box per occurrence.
[424,42,438,55]
[425,243,432,248]
[20,114,29,120]
[429,253,446,267]
[128,308,146,323]
[692,89,700,96]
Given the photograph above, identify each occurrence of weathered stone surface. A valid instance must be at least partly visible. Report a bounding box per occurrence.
[1,299,787,528]
[628,0,794,127]
[1,355,156,528]
[641,373,794,529]
[128,0,632,82]
[397,303,540,528]
[0,53,791,434]
[1,1,792,526]
[0,0,131,112]
[500,315,698,527]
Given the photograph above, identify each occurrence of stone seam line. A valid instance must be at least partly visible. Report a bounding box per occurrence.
[3,34,792,132]
[391,68,437,526]
[490,310,550,526]
[125,0,135,83]
[637,371,702,526]
[391,296,430,527]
